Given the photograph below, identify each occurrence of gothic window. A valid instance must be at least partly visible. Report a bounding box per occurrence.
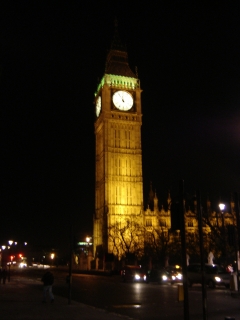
[114,158,118,175]
[130,187,132,204]
[114,157,122,176]
[110,127,114,147]
[188,221,193,227]
[145,232,152,243]
[131,128,134,148]
[146,219,152,226]
[125,159,131,176]
[126,186,132,205]
[126,130,130,148]
[119,158,122,175]
[188,233,195,242]
[160,219,166,227]
[115,129,120,147]
[115,186,121,204]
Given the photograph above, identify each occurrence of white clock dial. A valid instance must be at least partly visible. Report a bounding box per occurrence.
[96,96,101,117]
[112,91,133,111]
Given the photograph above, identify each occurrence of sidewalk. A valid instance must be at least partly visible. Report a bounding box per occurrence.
[0,276,132,320]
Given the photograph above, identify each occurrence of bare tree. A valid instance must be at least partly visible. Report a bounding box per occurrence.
[108,219,144,261]
[143,226,172,266]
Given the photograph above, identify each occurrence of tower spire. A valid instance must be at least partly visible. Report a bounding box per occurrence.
[110,18,125,51]
[105,20,136,78]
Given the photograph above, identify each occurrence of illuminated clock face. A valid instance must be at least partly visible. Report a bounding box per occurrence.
[112,91,133,111]
[96,96,101,117]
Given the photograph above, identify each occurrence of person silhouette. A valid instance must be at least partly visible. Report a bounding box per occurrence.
[41,270,54,303]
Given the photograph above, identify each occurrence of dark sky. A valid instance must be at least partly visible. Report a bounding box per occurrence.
[1,2,240,247]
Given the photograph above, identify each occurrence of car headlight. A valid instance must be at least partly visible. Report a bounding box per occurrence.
[135,274,140,280]
[214,276,221,282]
[177,273,182,280]
[172,275,176,280]
[162,275,168,281]
[144,275,146,281]
[19,262,27,268]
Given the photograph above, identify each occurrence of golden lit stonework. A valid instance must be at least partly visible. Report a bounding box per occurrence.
[93,28,143,258]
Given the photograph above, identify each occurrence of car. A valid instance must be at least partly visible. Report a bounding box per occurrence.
[146,265,182,284]
[165,265,183,284]
[187,263,231,288]
[146,268,170,284]
[121,265,147,282]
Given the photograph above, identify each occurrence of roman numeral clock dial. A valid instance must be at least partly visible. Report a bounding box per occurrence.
[96,96,101,117]
[112,90,133,111]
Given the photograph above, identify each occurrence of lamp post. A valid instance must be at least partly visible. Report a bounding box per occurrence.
[86,237,90,255]
[235,192,240,291]
[8,240,14,282]
[1,246,6,267]
[50,253,55,266]
[86,237,90,270]
[219,203,226,263]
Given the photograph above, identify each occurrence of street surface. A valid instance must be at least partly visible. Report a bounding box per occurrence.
[13,268,240,320]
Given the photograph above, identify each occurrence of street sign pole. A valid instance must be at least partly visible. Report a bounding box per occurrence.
[179,180,189,320]
[197,189,208,320]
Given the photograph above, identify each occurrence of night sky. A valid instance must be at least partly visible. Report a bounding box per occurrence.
[1,2,240,247]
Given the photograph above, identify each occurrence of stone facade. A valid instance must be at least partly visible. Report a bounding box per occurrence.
[93,25,238,265]
[93,25,143,257]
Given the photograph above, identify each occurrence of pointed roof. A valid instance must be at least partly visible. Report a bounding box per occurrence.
[105,20,137,78]
[110,19,126,51]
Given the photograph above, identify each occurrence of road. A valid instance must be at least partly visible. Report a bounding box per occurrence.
[14,268,240,320]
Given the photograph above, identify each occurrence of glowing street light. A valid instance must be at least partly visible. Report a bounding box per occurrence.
[50,253,55,266]
[219,202,226,261]
[219,203,225,212]
[219,202,226,228]
[86,237,91,256]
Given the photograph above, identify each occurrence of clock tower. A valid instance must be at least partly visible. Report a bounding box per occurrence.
[93,24,143,257]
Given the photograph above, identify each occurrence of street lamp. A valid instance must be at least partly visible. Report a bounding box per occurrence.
[219,203,225,213]
[86,237,90,255]
[1,246,6,267]
[86,237,91,271]
[7,240,14,282]
[219,203,225,228]
[219,203,226,263]
[50,253,55,266]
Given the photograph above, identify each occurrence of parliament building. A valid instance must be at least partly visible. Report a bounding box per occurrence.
[93,24,238,267]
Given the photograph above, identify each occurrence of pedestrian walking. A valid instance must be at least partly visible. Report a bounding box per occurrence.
[41,270,54,303]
